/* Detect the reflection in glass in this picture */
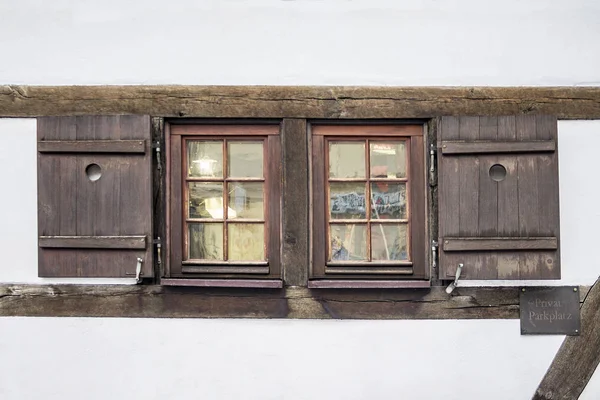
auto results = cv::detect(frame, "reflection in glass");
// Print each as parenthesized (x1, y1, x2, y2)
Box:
(329, 224, 367, 261)
(370, 142, 407, 178)
(189, 223, 223, 260)
(329, 182, 366, 219)
(371, 224, 408, 261)
(371, 183, 407, 219)
(228, 224, 265, 261)
(228, 182, 264, 219)
(188, 182, 224, 219)
(187, 141, 223, 178)
(228, 142, 263, 178)
(329, 142, 365, 178)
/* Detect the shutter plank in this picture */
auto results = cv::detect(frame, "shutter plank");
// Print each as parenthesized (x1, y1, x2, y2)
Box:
(38, 140, 146, 153)
(38, 116, 153, 278)
(438, 115, 560, 280)
(441, 140, 555, 154)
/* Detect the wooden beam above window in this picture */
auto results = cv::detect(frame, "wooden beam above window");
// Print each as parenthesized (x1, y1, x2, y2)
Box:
(1, 86, 600, 119)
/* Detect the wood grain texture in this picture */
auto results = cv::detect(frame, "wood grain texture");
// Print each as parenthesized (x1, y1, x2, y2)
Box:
(0, 284, 589, 320)
(3, 86, 600, 119)
(38, 140, 146, 153)
(37, 115, 153, 278)
(438, 115, 560, 280)
(443, 238, 558, 251)
(39, 236, 147, 249)
(441, 140, 555, 154)
(533, 278, 600, 400)
(282, 119, 309, 286)
(161, 279, 282, 288)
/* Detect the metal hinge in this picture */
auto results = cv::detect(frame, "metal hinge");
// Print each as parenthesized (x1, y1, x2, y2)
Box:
(153, 237, 162, 275)
(429, 144, 437, 186)
(152, 141, 162, 172)
(431, 240, 438, 274)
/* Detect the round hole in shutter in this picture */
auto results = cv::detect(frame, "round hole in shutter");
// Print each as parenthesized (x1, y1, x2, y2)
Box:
(489, 164, 506, 182)
(85, 163, 102, 182)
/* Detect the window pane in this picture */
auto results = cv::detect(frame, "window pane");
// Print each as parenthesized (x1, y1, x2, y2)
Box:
(329, 142, 365, 178)
(228, 142, 263, 178)
(371, 224, 409, 261)
(370, 142, 407, 178)
(329, 224, 367, 261)
(228, 182, 264, 219)
(189, 223, 224, 260)
(330, 182, 366, 219)
(228, 224, 265, 261)
(371, 182, 407, 219)
(189, 182, 224, 219)
(187, 141, 223, 178)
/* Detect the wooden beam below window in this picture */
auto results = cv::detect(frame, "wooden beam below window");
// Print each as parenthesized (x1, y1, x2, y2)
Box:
(0, 284, 590, 320)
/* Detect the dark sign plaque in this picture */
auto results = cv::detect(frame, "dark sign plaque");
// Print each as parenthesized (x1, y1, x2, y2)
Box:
(520, 287, 580, 335)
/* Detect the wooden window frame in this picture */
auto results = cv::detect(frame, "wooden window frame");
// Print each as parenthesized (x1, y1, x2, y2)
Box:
(309, 124, 428, 286)
(165, 122, 282, 286)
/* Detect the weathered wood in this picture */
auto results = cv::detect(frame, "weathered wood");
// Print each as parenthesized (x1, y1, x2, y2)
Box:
(39, 236, 147, 249)
(282, 119, 309, 287)
(37, 116, 154, 278)
(2, 86, 600, 119)
(38, 140, 146, 153)
(438, 115, 560, 280)
(161, 279, 283, 288)
(308, 280, 431, 289)
(441, 140, 555, 154)
(0, 284, 590, 319)
(443, 237, 558, 251)
(181, 266, 269, 274)
(533, 278, 600, 400)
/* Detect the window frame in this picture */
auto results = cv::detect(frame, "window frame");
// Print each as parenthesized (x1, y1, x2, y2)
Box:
(165, 122, 282, 283)
(309, 123, 428, 284)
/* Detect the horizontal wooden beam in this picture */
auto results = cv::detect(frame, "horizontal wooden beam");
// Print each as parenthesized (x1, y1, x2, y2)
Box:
(440, 140, 556, 154)
(1, 86, 600, 119)
(38, 140, 146, 153)
(0, 284, 589, 319)
(443, 237, 558, 251)
(181, 266, 269, 274)
(38, 236, 147, 249)
(534, 277, 600, 399)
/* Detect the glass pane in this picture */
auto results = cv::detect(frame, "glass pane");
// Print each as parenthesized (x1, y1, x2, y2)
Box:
(370, 142, 407, 178)
(228, 224, 265, 261)
(329, 224, 367, 261)
(188, 182, 224, 219)
(329, 142, 365, 178)
(187, 141, 223, 178)
(189, 223, 223, 260)
(371, 224, 409, 261)
(228, 142, 263, 178)
(371, 183, 407, 219)
(228, 182, 264, 219)
(329, 182, 366, 219)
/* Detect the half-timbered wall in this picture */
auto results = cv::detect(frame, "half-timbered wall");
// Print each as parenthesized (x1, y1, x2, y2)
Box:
(1, 1, 599, 399)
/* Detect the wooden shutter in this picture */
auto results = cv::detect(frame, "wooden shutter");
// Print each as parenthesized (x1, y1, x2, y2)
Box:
(437, 115, 560, 280)
(37, 116, 154, 278)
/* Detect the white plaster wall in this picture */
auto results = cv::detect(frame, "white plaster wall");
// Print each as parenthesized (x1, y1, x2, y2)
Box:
(0, 318, 564, 400)
(0, 0, 599, 86)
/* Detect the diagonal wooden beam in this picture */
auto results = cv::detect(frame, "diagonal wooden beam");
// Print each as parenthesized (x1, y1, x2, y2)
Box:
(533, 277, 600, 400)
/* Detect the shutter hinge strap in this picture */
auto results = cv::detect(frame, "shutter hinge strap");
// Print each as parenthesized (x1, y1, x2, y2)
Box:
(153, 237, 162, 272)
(429, 144, 437, 186)
(153, 141, 162, 172)
(431, 240, 438, 274)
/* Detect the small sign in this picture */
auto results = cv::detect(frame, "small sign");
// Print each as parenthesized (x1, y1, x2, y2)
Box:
(520, 287, 580, 335)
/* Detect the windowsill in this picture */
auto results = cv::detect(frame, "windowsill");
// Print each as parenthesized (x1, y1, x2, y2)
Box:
(161, 278, 282, 288)
(308, 280, 431, 289)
